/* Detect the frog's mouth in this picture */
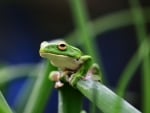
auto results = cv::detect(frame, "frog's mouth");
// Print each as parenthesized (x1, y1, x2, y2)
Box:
(39, 52, 48, 58)
(39, 52, 81, 70)
(39, 49, 53, 58)
(39, 51, 67, 59)
(40, 52, 53, 58)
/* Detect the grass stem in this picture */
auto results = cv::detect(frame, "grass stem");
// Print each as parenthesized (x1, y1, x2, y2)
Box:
(77, 80, 141, 113)
(23, 61, 55, 113)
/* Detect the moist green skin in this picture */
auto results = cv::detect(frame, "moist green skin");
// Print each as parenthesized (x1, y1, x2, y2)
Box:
(39, 40, 101, 88)
(40, 44, 82, 59)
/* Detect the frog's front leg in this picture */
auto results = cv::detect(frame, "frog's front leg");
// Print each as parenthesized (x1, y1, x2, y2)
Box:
(69, 55, 92, 86)
(49, 71, 64, 88)
(49, 70, 72, 88)
(84, 63, 102, 82)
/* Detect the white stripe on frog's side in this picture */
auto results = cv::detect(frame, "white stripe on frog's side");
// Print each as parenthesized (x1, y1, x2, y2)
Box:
(40, 52, 83, 70)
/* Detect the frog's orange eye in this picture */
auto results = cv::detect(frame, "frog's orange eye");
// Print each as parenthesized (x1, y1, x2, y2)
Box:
(58, 43, 67, 51)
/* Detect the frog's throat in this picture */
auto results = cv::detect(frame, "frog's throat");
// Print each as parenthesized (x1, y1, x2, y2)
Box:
(39, 52, 73, 59)
(40, 52, 82, 70)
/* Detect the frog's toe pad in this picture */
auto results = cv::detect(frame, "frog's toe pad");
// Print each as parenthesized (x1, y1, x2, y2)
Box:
(83, 75, 92, 81)
(49, 71, 60, 81)
(55, 81, 64, 88)
(69, 76, 82, 87)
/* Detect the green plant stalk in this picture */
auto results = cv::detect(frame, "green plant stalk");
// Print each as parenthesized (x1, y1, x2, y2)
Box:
(69, 0, 99, 63)
(0, 64, 36, 85)
(115, 39, 149, 113)
(142, 48, 150, 113)
(69, 0, 102, 112)
(66, 8, 150, 44)
(77, 80, 141, 113)
(129, 0, 150, 113)
(0, 91, 13, 113)
(116, 43, 142, 96)
(129, 0, 147, 43)
(14, 78, 36, 113)
(58, 83, 83, 113)
(23, 61, 55, 113)
(117, 39, 149, 95)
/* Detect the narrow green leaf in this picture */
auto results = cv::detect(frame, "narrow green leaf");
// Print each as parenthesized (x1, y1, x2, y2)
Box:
(69, 0, 99, 63)
(142, 47, 150, 113)
(0, 64, 37, 85)
(65, 8, 150, 44)
(58, 83, 83, 113)
(0, 91, 13, 113)
(23, 61, 55, 113)
(69, 0, 104, 112)
(14, 78, 36, 113)
(117, 39, 149, 96)
(77, 80, 141, 113)
(129, 0, 150, 113)
(115, 39, 149, 113)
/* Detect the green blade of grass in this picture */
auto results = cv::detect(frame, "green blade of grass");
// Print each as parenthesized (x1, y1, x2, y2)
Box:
(66, 8, 150, 44)
(58, 83, 83, 113)
(129, 0, 147, 43)
(0, 91, 13, 113)
(0, 64, 37, 85)
(14, 78, 36, 113)
(129, 0, 150, 113)
(115, 39, 149, 113)
(77, 80, 141, 113)
(69, 0, 99, 63)
(23, 61, 55, 113)
(117, 39, 150, 96)
(142, 46, 150, 113)
(69, 0, 103, 112)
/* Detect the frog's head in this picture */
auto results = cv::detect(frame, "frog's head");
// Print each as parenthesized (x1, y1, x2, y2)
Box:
(39, 40, 82, 60)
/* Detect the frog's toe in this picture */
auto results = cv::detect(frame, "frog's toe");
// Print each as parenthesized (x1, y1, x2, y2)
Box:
(49, 71, 60, 81)
(69, 79, 76, 86)
(69, 76, 82, 87)
(55, 81, 64, 88)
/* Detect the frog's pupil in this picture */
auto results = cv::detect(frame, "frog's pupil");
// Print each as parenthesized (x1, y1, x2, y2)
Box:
(60, 44, 66, 47)
(76, 58, 79, 61)
(58, 43, 67, 50)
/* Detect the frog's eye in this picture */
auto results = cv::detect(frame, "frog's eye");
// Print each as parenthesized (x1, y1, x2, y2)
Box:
(58, 43, 67, 51)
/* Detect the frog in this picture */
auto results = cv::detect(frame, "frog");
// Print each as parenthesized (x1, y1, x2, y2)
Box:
(39, 39, 102, 88)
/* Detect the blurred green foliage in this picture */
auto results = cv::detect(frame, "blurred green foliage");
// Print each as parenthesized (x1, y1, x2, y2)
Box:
(0, 0, 149, 113)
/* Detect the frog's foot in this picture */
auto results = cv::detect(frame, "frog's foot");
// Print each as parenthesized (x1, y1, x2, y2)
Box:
(49, 71, 61, 82)
(54, 81, 64, 88)
(83, 73, 92, 81)
(90, 63, 100, 75)
(83, 64, 102, 81)
(69, 73, 83, 86)
(49, 71, 64, 88)
(80, 110, 87, 113)
(83, 66, 97, 81)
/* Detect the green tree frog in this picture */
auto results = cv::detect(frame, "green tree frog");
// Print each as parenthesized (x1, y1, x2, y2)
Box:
(39, 40, 102, 88)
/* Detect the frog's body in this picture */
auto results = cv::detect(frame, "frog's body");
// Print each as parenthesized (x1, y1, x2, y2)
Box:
(39, 40, 101, 88)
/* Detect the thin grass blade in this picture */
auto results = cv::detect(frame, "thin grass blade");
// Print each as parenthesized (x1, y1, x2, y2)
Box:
(129, 0, 150, 113)
(0, 91, 13, 113)
(23, 61, 55, 113)
(77, 80, 141, 113)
